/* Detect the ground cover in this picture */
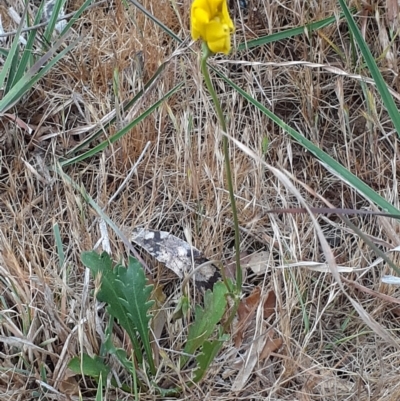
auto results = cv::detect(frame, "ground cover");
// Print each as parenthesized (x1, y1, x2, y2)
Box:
(1, 0, 400, 400)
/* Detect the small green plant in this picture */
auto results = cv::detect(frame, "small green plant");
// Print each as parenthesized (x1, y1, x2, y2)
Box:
(68, 251, 229, 394)
(0, 0, 92, 115)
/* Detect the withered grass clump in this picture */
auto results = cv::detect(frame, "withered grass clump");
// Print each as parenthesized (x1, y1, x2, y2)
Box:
(1, 0, 400, 399)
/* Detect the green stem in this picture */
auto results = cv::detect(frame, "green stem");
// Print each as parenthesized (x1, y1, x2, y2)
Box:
(200, 43, 242, 293)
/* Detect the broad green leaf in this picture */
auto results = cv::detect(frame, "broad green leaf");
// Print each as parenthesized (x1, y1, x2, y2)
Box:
(68, 353, 131, 392)
(193, 335, 229, 382)
(68, 354, 110, 379)
(82, 251, 143, 364)
(82, 251, 156, 375)
(115, 256, 155, 374)
(182, 281, 228, 367)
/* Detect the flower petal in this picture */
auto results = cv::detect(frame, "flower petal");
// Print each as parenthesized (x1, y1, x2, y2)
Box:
(205, 21, 230, 54)
(190, 0, 234, 54)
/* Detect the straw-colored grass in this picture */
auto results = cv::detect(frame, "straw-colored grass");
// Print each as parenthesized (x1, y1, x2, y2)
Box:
(1, 0, 400, 399)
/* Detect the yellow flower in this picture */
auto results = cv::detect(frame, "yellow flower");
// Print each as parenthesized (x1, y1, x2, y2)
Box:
(190, 0, 235, 55)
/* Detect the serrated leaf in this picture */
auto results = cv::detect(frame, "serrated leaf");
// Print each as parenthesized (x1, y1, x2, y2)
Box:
(181, 281, 228, 367)
(68, 354, 110, 379)
(115, 256, 155, 373)
(101, 320, 135, 374)
(194, 335, 229, 382)
(82, 251, 155, 374)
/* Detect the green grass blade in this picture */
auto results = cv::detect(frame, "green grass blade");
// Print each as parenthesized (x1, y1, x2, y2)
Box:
(55, 166, 142, 261)
(60, 82, 183, 166)
(53, 222, 65, 268)
(127, 0, 183, 44)
(95, 374, 103, 401)
(63, 58, 172, 158)
(236, 11, 354, 51)
(340, 215, 400, 276)
(58, 0, 94, 37)
(4, 39, 21, 94)
(0, 34, 79, 113)
(43, 0, 68, 43)
(215, 68, 400, 215)
(338, 0, 400, 137)
(0, 4, 28, 91)
(288, 269, 309, 333)
(0, 48, 9, 57)
(11, 3, 46, 88)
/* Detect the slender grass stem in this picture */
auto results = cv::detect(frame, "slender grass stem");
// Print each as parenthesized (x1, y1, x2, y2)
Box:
(200, 43, 242, 293)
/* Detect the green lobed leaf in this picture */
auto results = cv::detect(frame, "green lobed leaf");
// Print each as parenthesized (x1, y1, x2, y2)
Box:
(82, 251, 143, 364)
(193, 335, 229, 383)
(114, 256, 155, 374)
(181, 281, 228, 368)
(82, 251, 156, 375)
(68, 354, 110, 380)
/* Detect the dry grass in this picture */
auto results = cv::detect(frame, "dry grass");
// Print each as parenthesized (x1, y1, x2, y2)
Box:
(1, 0, 400, 399)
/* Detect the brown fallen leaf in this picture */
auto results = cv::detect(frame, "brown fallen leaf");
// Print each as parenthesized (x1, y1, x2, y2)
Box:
(260, 329, 283, 361)
(232, 334, 266, 391)
(58, 369, 80, 396)
(234, 286, 261, 348)
(2, 113, 34, 134)
(151, 284, 166, 367)
(263, 289, 276, 319)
